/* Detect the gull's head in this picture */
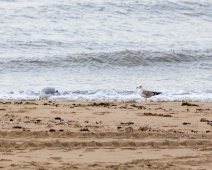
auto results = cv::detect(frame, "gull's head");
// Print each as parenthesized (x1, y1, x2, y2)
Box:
(136, 86, 143, 89)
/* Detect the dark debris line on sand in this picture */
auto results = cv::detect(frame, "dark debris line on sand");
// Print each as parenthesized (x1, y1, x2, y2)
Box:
(181, 101, 199, 107)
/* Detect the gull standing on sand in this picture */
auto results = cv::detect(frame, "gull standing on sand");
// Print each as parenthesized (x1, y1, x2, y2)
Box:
(39, 87, 59, 100)
(136, 86, 162, 101)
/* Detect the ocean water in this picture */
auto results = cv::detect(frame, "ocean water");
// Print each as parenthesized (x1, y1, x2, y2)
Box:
(0, 0, 212, 101)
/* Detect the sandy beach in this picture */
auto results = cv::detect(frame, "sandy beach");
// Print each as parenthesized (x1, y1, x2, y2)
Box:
(0, 100, 211, 169)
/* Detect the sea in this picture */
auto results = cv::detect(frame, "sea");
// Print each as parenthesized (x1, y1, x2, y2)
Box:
(0, 0, 212, 101)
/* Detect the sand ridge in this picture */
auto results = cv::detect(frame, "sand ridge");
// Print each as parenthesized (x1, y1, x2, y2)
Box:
(0, 100, 211, 169)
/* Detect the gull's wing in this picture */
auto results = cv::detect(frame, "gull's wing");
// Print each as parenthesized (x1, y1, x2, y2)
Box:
(143, 90, 162, 98)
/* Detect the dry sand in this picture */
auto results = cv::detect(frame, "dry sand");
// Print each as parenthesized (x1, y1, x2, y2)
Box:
(0, 100, 211, 169)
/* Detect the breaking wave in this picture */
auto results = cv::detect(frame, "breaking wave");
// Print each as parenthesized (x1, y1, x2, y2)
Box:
(0, 50, 211, 72)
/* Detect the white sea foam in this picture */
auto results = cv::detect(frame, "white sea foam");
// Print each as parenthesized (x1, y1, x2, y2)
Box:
(0, 89, 211, 102)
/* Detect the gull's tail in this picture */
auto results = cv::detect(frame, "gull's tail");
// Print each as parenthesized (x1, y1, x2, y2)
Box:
(152, 92, 162, 96)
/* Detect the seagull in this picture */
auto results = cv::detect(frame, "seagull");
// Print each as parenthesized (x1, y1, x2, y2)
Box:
(136, 86, 162, 101)
(39, 87, 59, 100)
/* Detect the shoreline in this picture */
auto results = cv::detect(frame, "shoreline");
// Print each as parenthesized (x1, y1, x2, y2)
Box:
(0, 100, 211, 169)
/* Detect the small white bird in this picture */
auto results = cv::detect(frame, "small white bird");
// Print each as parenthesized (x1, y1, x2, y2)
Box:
(39, 87, 59, 100)
(136, 86, 162, 101)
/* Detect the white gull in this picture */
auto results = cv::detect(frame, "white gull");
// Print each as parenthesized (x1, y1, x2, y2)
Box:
(136, 86, 162, 101)
(39, 87, 59, 100)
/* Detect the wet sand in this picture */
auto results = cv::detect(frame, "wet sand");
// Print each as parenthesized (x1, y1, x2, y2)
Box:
(0, 100, 211, 169)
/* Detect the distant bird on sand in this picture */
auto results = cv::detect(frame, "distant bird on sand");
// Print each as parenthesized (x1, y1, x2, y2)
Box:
(39, 87, 59, 100)
(136, 86, 162, 101)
